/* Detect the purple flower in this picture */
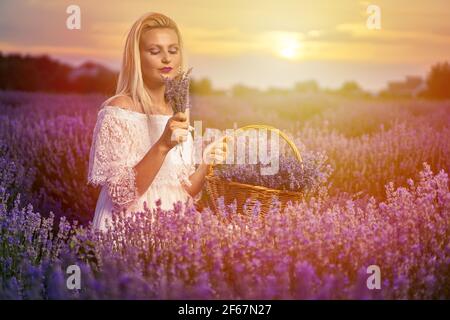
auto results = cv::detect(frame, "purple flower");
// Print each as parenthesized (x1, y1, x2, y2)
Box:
(161, 67, 193, 114)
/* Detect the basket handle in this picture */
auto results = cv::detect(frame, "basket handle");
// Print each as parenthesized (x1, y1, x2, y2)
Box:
(206, 124, 303, 176)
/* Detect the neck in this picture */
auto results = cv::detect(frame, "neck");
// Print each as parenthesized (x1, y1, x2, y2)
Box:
(143, 81, 172, 113)
(145, 83, 166, 106)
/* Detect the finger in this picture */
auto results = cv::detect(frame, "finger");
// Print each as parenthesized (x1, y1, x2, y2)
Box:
(176, 133, 187, 143)
(204, 143, 215, 154)
(173, 112, 187, 122)
(211, 152, 227, 162)
(188, 125, 195, 132)
(213, 155, 225, 164)
(213, 149, 225, 156)
(170, 131, 179, 142)
(171, 129, 184, 142)
(219, 142, 229, 149)
(204, 154, 214, 164)
(213, 142, 228, 152)
(209, 141, 225, 151)
(175, 128, 189, 138)
(180, 130, 188, 138)
(172, 121, 189, 129)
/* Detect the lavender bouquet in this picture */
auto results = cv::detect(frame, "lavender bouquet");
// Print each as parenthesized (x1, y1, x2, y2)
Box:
(161, 66, 193, 113)
(161, 66, 194, 186)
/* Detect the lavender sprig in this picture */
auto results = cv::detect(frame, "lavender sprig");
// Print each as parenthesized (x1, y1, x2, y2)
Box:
(161, 67, 194, 185)
(161, 67, 193, 114)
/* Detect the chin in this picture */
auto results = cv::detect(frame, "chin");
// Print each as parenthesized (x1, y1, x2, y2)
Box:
(158, 71, 173, 78)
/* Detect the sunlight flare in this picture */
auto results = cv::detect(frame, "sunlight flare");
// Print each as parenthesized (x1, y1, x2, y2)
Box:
(267, 31, 303, 60)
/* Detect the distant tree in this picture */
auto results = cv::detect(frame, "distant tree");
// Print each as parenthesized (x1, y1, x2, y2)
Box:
(0, 52, 72, 92)
(424, 61, 450, 99)
(339, 81, 360, 92)
(265, 86, 290, 95)
(69, 61, 117, 94)
(294, 80, 319, 93)
(0, 52, 117, 94)
(190, 78, 213, 95)
(231, 83, 260, 97)
(336, 81, 367, 97)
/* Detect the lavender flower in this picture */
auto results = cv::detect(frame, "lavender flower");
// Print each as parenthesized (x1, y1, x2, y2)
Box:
(0, 162, 449, 299)
(213, 148, 333, 195)
(0, 90, 449, 299)
(161, 66, 193, 114)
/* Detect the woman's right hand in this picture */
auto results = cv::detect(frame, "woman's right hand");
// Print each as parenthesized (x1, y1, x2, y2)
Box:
(158, 112, 192, 152)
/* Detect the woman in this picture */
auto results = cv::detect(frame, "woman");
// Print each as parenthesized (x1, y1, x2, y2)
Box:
(87, 12, 227, 231)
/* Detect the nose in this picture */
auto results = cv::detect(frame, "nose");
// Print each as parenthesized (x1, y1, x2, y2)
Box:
(161, 53, 170, 64)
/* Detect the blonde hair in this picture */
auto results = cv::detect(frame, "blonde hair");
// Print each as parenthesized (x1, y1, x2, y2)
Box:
(102, 12, 187, 115)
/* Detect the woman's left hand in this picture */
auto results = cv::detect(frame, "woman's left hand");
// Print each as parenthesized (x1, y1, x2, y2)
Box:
(202, 138, 229, 165)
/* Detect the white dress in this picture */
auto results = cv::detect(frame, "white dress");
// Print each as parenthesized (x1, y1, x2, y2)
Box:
(87, 105, 201, 231)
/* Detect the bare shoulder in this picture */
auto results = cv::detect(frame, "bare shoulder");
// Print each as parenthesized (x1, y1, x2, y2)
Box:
(104, 95, 135, 110)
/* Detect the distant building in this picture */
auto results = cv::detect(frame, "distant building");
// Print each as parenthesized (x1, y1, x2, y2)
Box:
(381, 76, 427, 98)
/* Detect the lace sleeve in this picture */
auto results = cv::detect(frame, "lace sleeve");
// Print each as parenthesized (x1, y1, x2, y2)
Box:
(87, 109, 140, 208)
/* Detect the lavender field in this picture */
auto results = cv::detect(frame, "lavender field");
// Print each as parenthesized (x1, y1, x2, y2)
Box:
(0, 90, 449, 299)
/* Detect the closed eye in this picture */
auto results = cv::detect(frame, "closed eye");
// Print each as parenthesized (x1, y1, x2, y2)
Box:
(148, 48, 179, 55)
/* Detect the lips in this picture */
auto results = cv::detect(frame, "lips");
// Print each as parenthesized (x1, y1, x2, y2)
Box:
(159, 67, 172, 73)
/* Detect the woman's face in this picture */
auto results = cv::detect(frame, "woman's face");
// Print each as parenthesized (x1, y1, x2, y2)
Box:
(139, 27, 182, 85)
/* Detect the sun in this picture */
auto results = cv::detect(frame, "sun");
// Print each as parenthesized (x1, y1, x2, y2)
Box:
(280, 45, 298, 59)
(279, 38, 301, 59)
(261, 31, 304, 60)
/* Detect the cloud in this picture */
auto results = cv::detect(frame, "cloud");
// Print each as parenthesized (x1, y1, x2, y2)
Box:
(0, 0, 448, 66)
(336, 23, 450, 44)
(184, 27, 307, 58)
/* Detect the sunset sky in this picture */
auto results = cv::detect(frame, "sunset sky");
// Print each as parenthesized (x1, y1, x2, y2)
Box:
(1, 0, 449, 92)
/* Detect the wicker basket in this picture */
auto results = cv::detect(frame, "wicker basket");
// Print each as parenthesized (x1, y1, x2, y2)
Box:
(198, 124, 304, 216)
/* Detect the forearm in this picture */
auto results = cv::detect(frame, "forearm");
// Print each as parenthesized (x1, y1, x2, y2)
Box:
(133, 139, 170, 196)
(184, 163, 210, 197)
